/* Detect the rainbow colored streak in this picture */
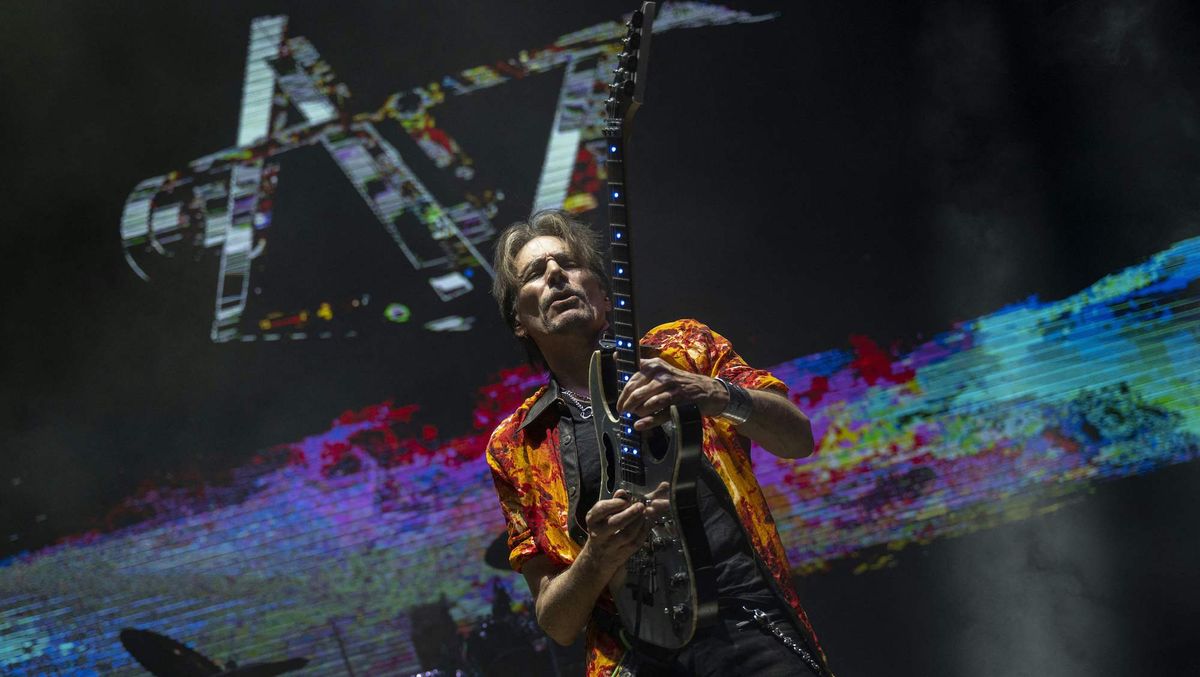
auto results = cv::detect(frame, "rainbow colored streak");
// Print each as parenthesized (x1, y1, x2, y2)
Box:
(764, 237, 1200, 573)
(2, 239, 1198, 674)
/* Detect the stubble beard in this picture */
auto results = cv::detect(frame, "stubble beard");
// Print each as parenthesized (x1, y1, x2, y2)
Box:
(543, 301, 595, 334)
(540, 288, 611, 346)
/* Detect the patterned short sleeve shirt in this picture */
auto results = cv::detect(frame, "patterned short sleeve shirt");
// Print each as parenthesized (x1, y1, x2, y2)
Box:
(486, 319, 829, 676)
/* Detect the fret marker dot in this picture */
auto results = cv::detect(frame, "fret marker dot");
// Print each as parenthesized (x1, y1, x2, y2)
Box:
(613, 192, 620, 199)
(610, 145, 617, 152)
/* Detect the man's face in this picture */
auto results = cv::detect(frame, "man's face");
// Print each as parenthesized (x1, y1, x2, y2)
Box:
(511, 235, 610, 347)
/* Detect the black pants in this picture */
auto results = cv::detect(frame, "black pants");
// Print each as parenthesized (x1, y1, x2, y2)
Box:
(624, 606, 821, 677)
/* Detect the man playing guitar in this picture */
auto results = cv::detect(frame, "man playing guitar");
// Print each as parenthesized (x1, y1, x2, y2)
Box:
(485, 210, 832, 676)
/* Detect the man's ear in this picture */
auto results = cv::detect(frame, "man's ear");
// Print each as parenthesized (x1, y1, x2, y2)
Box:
(513, 319, 527, 338)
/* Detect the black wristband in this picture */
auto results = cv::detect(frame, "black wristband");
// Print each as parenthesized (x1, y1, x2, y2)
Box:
(715, 377, 753, 425)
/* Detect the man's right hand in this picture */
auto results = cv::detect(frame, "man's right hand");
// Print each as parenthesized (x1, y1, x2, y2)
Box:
(522, 484, 671, 645)
(579, 488, 653, 575)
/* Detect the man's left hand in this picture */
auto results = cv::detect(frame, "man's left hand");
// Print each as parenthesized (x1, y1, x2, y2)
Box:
(616, 357, 730, 431)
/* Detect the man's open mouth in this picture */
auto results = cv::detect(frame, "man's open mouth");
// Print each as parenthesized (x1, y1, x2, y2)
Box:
(549, 295, 580, 311)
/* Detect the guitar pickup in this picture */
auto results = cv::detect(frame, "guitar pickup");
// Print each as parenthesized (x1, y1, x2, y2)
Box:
(626, 567, 656, 605)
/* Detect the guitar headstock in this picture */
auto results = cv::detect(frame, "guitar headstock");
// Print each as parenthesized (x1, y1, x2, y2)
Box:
(605, 2, 656, 129)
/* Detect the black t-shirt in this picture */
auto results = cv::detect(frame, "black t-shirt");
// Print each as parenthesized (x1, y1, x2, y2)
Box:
(561, 396, 778, 609)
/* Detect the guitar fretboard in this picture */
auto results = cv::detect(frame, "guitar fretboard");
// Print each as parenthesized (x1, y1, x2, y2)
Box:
(605, 119, 645, 482)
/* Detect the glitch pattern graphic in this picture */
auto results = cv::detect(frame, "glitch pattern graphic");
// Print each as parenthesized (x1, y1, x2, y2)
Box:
(759, 236, 1200, 574)
(119, 4, 775, 343)
(4, 236, 1197, 674)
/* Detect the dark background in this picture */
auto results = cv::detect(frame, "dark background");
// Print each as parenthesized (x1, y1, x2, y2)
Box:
(2, 1, 1199, 674)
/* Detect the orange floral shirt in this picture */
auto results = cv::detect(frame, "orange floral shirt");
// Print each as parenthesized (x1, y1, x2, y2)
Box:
(486, 319, 829, 676)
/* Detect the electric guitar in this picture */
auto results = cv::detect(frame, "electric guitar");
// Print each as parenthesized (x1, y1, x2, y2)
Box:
(588, 1, 719, 650)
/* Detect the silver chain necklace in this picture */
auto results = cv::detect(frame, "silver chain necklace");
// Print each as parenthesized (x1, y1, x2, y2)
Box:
(560, 388, 593, 420)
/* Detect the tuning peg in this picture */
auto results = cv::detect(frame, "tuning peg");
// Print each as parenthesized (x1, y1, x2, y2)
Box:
(622, 33, 641, 50)
(629, 10, 644, 29)
(620, 54, 638, 72)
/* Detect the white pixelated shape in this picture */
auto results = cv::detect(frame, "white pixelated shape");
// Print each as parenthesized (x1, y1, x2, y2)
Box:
(424, 315, 475, 332)
(428, 271, 473, 301)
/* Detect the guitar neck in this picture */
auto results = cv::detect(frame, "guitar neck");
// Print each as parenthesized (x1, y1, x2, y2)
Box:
(604, 120, 641, 398)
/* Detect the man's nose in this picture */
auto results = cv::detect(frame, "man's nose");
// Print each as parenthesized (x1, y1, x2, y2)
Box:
(544, 258, 567, 283)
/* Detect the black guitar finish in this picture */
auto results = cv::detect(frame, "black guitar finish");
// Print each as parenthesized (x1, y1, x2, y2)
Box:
(589, 2, 718, 650)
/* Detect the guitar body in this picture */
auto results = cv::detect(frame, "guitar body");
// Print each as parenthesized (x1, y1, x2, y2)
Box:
(590, 347, 718, 649)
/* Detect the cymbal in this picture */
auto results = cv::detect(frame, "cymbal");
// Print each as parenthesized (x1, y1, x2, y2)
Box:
(485, 530, 512, 570)
(120, 629, 222, 676)
(119, 628, 309, 676)
(218, 657, 310, 676)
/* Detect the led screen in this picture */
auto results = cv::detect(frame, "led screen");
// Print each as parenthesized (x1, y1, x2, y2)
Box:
(3, 3, 1198, 675)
